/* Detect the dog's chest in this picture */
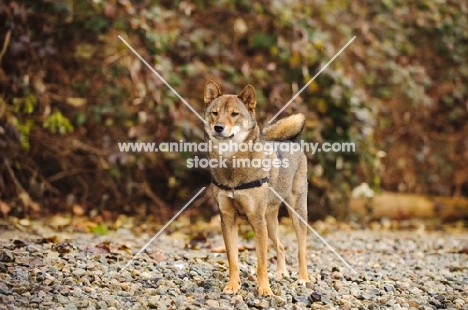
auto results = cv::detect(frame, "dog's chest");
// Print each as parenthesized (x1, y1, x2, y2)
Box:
(217, 190, 250, 219)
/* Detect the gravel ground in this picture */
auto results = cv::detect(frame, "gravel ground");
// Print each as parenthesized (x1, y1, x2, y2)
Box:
(0, 218, 467, 310)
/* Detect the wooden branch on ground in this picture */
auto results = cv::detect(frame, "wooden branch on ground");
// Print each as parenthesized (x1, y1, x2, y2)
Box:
(349, 192, 468, 221)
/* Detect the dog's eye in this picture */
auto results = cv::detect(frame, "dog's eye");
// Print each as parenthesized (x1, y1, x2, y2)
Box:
(231, 112, 239, 117)
(211, 111, 218, 116)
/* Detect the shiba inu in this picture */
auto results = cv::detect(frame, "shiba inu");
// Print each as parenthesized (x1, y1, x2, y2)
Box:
(203, 80, 309, 296)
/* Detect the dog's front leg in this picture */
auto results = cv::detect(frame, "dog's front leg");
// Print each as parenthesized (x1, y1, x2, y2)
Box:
(220, 208, 240, 294)
(248, 209, 274, 296)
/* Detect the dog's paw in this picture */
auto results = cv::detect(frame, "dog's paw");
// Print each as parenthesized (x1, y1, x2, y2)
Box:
(257, 286, 274, 296)
(296, 278, 310, 286)
(276, 269, 290, 280)
(223, 282, 240, 294)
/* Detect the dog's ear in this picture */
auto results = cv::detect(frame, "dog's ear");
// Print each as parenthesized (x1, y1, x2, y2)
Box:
(204, 80, 221, 104)
(238, 85, 256, 112)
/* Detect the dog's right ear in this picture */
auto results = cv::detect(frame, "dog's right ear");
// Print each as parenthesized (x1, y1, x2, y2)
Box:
(204, 80, 221, 104)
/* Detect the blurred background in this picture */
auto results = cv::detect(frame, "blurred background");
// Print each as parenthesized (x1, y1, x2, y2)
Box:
(0, 0, 467, 224)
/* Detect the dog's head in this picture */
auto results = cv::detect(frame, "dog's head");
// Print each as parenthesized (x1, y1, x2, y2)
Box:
(203, 80, 257, 143)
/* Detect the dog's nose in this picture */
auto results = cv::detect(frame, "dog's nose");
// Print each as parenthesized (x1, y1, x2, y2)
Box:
(214, 125, 224, 133)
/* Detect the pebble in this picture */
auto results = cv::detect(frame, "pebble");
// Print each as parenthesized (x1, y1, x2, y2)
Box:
(205, 299, 220, 308)
(64, 303, 78, 310)
(333, 281, 344, 290)
(384, 284, 394, 292)
(72, 268, 86, 277)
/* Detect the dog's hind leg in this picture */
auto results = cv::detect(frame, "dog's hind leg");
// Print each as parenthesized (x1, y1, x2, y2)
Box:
(266, 207, 289, 279)
(286, 159, 309, 284)
(286, 190, 309, 284)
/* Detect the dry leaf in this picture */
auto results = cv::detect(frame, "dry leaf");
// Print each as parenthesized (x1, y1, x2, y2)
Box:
(86, 241, 110, 254)
(66, 98, 86, 107)
(118, 244, 132, 254)
(49, 215, 72, 227)
(211, 246, 226, 253)
(37, 236, 58, 244)
(151, 251, 166, 262)
(72, 204, 85, 216)
(18, 218, 30, 226)
(53, 243, 72, 254)
(13, 239, 27, 248)
(74, 44, 95, 59)
(0, 201, 11, 216)
(44, 279, 54, 286)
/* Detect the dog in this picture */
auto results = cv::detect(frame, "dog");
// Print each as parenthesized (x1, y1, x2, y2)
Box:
(203, 80, 309, 296)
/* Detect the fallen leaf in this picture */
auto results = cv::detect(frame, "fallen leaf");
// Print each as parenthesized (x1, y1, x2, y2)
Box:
(13, 239, 27, 248)
(0, 201, 11, 216)
(243, 230, 255, 240)
(44, 279, 54, 286)
(238, 245, 249, 251)
(95, 241, 111, 253)
(74, 44, 96, 59)
(151, 251, 166, 262)
(186, 232, 208, 250)
(66, 98, 86, 107)
(118, 244, 132, 254)
(53, 243, 72, 254)
(211, 246, 226, 253)
(18, 218, 30, 226)
(91, 224, 109, 235)
(36, 236, 58, 244)
(85, 245, 108, 254)
(210, 245, 249, 253)
(72, 204, 85, 216)
(49, 215, 72, 227)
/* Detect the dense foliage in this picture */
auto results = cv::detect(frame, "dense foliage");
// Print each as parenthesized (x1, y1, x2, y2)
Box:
(0, 0, 466, 220)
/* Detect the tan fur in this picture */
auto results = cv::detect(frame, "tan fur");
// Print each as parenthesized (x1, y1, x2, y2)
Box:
(203, 80, 310, 296)
(262, 113, 306, 141)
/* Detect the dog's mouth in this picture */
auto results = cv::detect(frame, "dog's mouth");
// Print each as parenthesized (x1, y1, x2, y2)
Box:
(212, 133, 235, 140)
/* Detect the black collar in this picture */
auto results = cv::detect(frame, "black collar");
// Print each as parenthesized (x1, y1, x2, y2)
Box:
(212, 177, 269, 192)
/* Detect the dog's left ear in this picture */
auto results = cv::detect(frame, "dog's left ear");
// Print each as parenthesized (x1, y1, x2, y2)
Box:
(238, 85, 256, 112)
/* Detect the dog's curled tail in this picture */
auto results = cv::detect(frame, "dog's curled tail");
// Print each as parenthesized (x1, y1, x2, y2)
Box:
(262, 113, 306, 141)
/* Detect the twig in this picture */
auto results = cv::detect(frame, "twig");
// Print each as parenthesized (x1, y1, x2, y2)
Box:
(4, 158, 26, 194)
(0, 30, 11, 66)
(190, 184, 212, 210)
(3, 158, 40, 211)
(46, 168, 88, 183)
(21, 163, 59, 195)
(142, 181, 170, 210)
(72, 139, 107, 156)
